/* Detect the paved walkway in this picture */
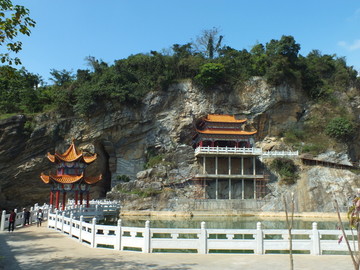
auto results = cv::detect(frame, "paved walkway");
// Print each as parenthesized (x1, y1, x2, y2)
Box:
(0, 223, 354, 270)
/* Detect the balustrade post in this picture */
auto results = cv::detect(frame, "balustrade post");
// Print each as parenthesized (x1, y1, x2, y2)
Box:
(311, 222, 320, 255)
(116, 219, 122, 250)
(256, 222, 263, 254)
(79, 215, 83, 243)
(91, 217, 97, 248)
(199, 221, 207, 254)
(54, 209, 58, 230)
(143, 220, 151, 253)
(69, 212, 73, 236)
(0, 210, 6, 231)
(61, 211, 65, 233)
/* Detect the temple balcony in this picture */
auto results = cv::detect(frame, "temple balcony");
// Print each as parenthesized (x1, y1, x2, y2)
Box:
(195, 146, 262, 157)
(194, 174, 265, 179)
(194, 146, 298, 158)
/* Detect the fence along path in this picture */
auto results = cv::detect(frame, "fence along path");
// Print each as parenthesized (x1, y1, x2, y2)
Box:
(44, 201, 355, 255)
(0, 221, 353, 270)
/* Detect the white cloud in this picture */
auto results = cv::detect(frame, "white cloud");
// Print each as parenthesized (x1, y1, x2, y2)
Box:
(338, 40, 360, 51)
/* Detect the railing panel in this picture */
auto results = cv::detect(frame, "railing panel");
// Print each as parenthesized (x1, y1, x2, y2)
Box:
(207, 239, 256, 250)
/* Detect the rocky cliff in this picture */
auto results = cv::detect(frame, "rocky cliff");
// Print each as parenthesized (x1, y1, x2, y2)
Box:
(1, 78, 359, 212)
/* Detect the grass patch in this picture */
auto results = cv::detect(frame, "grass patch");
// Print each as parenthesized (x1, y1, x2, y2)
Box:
(0, 113, 18, 120)
(116, 186, 162, 198)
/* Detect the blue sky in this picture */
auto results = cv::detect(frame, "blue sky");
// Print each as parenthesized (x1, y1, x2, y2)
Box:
(11, 0, 360, 82)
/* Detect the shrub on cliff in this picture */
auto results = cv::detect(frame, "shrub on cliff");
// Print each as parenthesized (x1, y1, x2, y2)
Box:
(195, 63, 225, 88)
(325, 117, 355, 141)
(270, 158, 298, 185)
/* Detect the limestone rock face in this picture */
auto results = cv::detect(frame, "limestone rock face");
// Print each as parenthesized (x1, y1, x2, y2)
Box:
(261, 166, 360, 212)
(0, 78, 358, 212)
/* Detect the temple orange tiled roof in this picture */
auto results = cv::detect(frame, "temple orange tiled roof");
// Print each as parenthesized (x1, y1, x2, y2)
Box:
(40, 173, 102, 185)
(84, 175, 102, 185)
(47, 141, 97, 163)
(40, 173, 84, 184)
(40, 173, 51, 184)
(204, 114, 247, 123)
(196, 129, 257, 135)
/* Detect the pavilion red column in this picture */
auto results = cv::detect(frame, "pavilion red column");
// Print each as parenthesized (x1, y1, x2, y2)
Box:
(55, 191, 60, 209)
(211, 141, 215, 147)
(62, 192, 66, 210)
(80, 193, 83, 205)
(49, 191, 54, 206)
(86, 192, 90, 208)
(75, 191, 79, 205)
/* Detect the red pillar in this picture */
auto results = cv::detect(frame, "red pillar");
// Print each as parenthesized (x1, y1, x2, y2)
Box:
(49, 191, 54, 206)
(75, 191, 79, 205)
(86, 192, 90, 208)
(80, 193, 83, 205)
(55, 191, 60, 209)
(211, 141, 215, 147)
(62, 192, 66, 210)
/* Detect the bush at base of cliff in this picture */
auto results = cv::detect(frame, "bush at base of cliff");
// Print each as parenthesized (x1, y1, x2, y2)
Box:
(270, 158, 298, 185)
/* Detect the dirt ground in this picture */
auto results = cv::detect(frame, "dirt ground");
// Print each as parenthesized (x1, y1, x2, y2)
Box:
(0, 222, 354, 270)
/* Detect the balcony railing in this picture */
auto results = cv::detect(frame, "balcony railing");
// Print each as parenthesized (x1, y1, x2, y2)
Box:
(195, 146, 262, 155)
(195, 146, 298, 157)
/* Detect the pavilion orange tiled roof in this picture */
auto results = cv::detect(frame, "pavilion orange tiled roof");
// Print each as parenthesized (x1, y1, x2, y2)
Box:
(47, 141, 97, 163)
(196, 129, 257, 135)
(40, 173, 102, 185)
(40, 173, 84, 184)
(204, 114, 247, 123)
(84, 175, 102, 185)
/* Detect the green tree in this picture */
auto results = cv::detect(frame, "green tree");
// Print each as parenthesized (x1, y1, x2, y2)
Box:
(250, 43, 267, 76)
(49, 69, 75, 86)
(0, 0, 36, 65)
(195, 62, 225, 88)
(0, 66, 43, 113)
(265, 36, 301, 86)
(325, 117, 355, 141)
(266, 35, 300, 62)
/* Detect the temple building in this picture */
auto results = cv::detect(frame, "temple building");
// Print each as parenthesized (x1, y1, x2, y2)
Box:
(192, 114, 267, 200)
(40, 140, 102, 210)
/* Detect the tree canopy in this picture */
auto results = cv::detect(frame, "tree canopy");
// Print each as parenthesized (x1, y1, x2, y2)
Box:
(1, 34, 359, 117)
(0, 0, 36, 65)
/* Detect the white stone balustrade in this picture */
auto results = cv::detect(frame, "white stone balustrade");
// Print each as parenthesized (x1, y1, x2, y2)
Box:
(194, 146, 298, 158)
(46, 207, 356, 255)
(2, 200, 355, 255)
